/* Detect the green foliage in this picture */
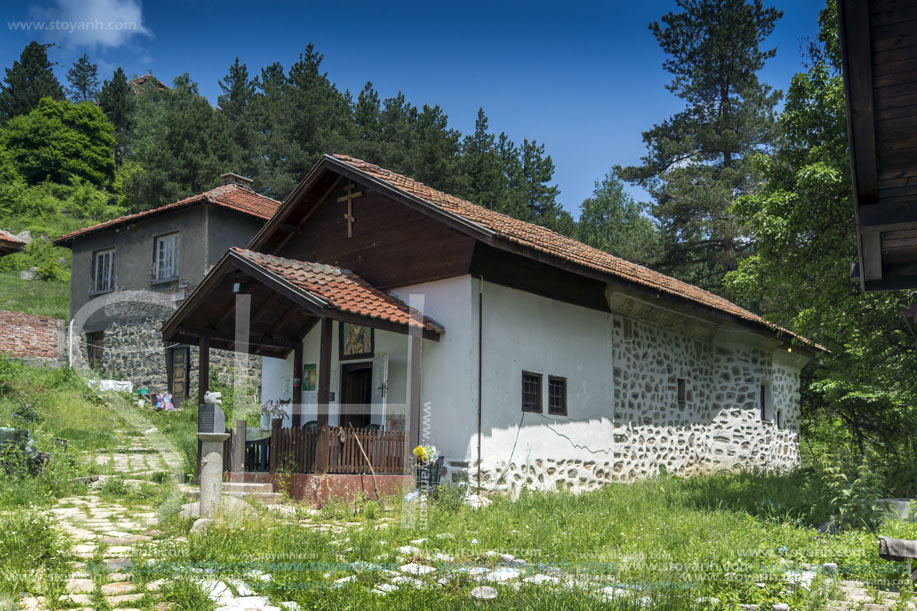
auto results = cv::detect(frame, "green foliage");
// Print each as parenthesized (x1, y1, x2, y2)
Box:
(124, 74, 236, 210)
(1, 97, 117, 188)
(618, 0, 783, 294)
(0, 41, 64, 121)
(726, 0, 917, 490)
(98, 67, 134, 164)
(66, 53, 100, 103)
(577, 171, 661, 266)
(160, 577, 216, 611)
(0, 511, 70, 597)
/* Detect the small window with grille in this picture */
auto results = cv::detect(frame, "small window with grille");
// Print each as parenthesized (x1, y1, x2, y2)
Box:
(677, 378, 687, 408)
(522, 371, 542, 413)
(548, 376, 567, 416)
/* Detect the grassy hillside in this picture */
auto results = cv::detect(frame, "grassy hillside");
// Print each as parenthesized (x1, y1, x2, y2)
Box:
(0, 271, 69, 318)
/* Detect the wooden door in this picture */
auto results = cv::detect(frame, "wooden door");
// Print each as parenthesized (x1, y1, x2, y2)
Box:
(340, 364, 371, 429)
(170, 347, 189, 405)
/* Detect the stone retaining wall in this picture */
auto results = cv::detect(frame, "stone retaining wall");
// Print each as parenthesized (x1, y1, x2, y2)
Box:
(73, 314, 260, 406)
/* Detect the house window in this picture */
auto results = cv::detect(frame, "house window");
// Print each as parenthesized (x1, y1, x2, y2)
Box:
(548, 376, 567, 416)
(86, 331, 104, 369)
(522, 371, 542, 413)
(760, 383, 769, 421)
(776, 408, 784, 429)
(92, 249, 114, 293)
(623, 318, 634, 339)
(154, 233, 179, 281)
(677, 378, 687, 408)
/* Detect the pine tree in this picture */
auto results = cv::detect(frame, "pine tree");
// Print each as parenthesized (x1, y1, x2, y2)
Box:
(218, 57, 259, 180)
(520, 139, 562, 228)
(578, 172, 660, 265)
(98, 67, 134, 165)
(459, 108, 503, 209)
(617, 0, 782, 294)
(0, 41, 64, 121)
(409, 104, 461, 193)
(66, 54, 100, 103)
(351, 81, 383, 163)
(124, 74, 235, 210)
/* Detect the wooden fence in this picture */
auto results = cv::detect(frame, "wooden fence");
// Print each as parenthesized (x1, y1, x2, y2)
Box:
(198, 422, 410, 476)
(327, 427, 409, 474)
(268, 422, 408, 475)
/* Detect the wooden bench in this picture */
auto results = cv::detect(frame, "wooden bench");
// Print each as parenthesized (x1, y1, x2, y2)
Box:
(878, 536, 917, 585)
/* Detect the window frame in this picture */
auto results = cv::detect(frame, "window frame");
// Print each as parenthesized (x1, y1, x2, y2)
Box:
(760, 383, 772, 422)
(85, 331, 104, 369)
(153, 232, 180, 283)
(91, 248, 115, 295)
(677, 378, 687, 408)
(521, 371, 543, 413)
(548, 375, 567, 416)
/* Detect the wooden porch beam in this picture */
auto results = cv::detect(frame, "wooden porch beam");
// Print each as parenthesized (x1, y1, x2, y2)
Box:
(323, 308, 442, 341)
(266, 302, 301, 336)
(197, 335, 210, 407)
(317, 318, 333, 428)
(292, 342, 303, 428)
(177, 324, 297, 350)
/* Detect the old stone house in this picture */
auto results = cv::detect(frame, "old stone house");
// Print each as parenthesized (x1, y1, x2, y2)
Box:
(54, 173, 281, 404)
(163, 155, 822, 496)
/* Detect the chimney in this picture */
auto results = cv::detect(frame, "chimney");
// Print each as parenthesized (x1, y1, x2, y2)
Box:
(220, 172, 254, 190)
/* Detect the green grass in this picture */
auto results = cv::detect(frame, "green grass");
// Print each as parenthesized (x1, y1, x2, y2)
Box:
(122, 473, 917, 611)
(0, 271, 69, 319)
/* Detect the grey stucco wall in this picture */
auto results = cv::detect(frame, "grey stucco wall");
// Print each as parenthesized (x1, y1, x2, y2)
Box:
(68, 205, 208, 322)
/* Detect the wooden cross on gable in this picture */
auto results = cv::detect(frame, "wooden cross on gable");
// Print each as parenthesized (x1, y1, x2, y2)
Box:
(337, 182, 362, 238)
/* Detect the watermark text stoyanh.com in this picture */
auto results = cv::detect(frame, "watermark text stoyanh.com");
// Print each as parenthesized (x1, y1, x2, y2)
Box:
(8, 19, 139, 32)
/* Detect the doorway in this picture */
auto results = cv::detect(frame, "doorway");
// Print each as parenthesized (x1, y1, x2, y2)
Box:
(340, 362, 372, 429)
(169, 347, 190, 406)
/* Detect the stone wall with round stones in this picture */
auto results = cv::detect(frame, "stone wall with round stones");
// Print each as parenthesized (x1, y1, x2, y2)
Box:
(471, 313, 805, 496)
(73, 314, 260, 407)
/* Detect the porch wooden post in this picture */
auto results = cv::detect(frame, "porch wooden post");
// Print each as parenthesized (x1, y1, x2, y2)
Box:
(269, 418, 282, 472)
(292, 342, 303, 428)
(233, 419, 245, 473)
(197, 335, 210, 406)
(315, 425, 330, 475)
(317, 317, 332, 428)
(196, 336, 210, 477)
(407, 329, 422, 450)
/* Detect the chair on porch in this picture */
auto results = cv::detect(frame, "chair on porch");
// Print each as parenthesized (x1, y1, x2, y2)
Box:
(365, 424, 380, 431)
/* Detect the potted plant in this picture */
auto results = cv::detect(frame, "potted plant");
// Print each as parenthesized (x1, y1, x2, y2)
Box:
(412, 444, 444, 491)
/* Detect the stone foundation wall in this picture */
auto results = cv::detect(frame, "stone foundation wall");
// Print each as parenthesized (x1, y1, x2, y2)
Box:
(470, 315, 804, 495)
(74, 315, 261, 406)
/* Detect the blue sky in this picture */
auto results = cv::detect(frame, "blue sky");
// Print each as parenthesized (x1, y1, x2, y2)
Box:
(1, 0, 826, 215)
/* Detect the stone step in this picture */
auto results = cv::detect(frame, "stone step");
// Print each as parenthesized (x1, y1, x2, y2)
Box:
(187, 489, 282, 505)
(222, 482, 274, 494)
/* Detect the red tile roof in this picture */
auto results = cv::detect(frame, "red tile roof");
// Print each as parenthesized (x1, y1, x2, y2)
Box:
(330, 154, 822, 350)
(231, 247, 444, 335)
(55, 184, 281, 245)
(0, 230, 25, 253)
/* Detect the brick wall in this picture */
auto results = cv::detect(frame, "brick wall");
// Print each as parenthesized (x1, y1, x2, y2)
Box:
(0, 310, 62, 360)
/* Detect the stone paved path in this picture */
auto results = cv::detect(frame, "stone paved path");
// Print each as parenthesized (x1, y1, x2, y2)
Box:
(20, 427, 179, 611)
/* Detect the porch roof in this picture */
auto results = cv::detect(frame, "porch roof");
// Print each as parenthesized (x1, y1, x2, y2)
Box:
(161, 247, 444, 357)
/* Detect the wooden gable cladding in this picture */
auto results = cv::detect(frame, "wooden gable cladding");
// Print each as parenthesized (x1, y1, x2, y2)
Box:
(840, 0, 917, 290)
(265, 174, 476, 290)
